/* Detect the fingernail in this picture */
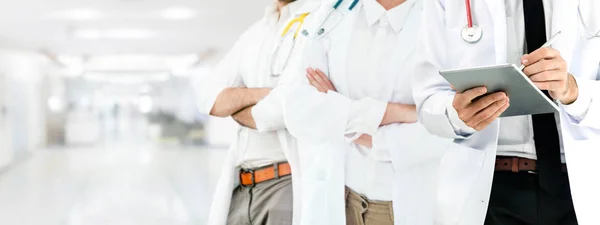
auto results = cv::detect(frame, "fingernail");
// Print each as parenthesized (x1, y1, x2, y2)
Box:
(522, 59, 528, 65)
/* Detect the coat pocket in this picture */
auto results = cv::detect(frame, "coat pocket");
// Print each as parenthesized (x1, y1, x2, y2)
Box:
(436, 143, 486, 224)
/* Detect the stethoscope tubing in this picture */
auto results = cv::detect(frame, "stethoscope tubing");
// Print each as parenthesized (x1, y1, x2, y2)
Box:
(465, 0, 474, 28)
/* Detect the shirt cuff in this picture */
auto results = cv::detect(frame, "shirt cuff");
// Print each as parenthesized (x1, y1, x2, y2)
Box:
(251, 92, 285, 132)
(560, 77, 593, 121)
(445, 97, 476, 137)
(193, 75, 228, 115)
(342, 94, 387, 138)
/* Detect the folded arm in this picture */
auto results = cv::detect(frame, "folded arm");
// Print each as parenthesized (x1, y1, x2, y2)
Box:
(303, 55, 447, 166)
(350, 103, 417, 147)
(194, 25, 274, 119)
(232, 105, 257, 129)
(282, 38, 380, 143)
(230, 87, 287, 131)
(288, 61, 416, 146)
(210, 88, 270, 117)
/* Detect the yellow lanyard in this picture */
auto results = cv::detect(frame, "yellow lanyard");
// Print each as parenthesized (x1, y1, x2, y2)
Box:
(281, 13, 310, 39)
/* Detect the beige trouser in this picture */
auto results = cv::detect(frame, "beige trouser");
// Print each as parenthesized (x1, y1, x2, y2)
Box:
(345, 187, 394, 225)
(227, 175, 293, 225)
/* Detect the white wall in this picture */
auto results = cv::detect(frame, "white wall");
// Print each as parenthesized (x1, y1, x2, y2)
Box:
(0, 70, 12, 167)
(0, 50, 51, 160)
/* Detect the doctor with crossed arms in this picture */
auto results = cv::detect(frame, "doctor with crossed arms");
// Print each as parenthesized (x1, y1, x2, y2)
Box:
(195, 0, 321, 224)
(412, 0, 600, 224)
(281, 0, 448, 224)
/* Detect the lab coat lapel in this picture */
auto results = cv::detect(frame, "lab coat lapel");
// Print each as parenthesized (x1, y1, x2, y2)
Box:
(551, 0, 579, 66)
(206, 129, 244, 225)
(484, 0, 507, 64)
(326, 3, 363, 95)
(276, 131, 303, 225)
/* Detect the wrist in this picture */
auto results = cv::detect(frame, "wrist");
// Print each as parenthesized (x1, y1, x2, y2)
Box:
(250, 88, 271, 104)
(559, 74, 579, 105)
(381, 103, 400, 125)
(381, 103, 417, 125)
(258, 88, 272, 98)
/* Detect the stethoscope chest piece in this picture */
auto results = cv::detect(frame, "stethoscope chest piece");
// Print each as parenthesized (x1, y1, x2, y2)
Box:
(461, 25, 482, 43)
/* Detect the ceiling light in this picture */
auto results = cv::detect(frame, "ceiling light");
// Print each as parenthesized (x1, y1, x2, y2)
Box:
(50, 8, 102, 21)
(84, 72, 170, 83)
(73, 29, 156, 40)
(161, 7, 197, 20)
(138, 95, 153, 114)
(48, 96, 65, 112)
(73, 29, 101, 39)
(57, 55, 84, 77)
(106, 29, 156, 39)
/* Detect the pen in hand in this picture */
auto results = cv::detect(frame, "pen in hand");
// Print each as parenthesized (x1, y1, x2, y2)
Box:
(518, 31, 562, 71)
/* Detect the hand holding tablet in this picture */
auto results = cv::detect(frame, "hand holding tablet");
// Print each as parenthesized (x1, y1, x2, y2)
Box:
(441, 64, 559, 118)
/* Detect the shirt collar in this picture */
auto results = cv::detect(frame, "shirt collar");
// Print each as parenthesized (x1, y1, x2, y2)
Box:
(362, 0, 416, 33)
(263, 0, 304, 27)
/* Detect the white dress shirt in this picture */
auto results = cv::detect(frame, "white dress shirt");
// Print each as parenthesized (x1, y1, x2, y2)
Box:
(196, 2, 304, 169)
(342, 0, 417, 201)
(446, 0, 590, 162)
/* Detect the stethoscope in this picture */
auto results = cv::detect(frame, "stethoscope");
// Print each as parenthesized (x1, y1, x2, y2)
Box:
(461, 0, 483, 43)
(578, 5, 600, 39)
(312, 0, 360, 37)
(270, 13, 309, 77)
(462, 0, 600, 43)
(270, 0, 360, 77)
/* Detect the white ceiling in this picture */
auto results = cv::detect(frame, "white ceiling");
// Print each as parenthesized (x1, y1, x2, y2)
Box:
(0, 0, 272, 55)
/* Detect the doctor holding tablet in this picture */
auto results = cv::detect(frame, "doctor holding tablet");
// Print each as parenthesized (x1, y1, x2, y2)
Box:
(412, 0, 600, 225)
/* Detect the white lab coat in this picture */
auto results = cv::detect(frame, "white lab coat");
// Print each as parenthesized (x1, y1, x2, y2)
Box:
(280, 0, 449, 224)
(412, 0, 600, 224)
(196, 1, 322, 225)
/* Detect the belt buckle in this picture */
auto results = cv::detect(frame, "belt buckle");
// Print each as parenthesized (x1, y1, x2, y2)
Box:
(241, 168, 256, 188)
(273, 162, 280, 179)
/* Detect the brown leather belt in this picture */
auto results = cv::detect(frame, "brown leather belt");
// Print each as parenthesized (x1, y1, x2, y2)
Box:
(495, 157, 567, 173)
(240, 162, 291, 187)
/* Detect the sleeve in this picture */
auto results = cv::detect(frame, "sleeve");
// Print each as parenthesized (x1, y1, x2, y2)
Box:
(193, 29, 249, 115)
(411, 0, 475, 139)
(251, 87, 286, 132)
(560, 71, 600, 129)
(558, 28, 600, 129)
(371, 123, 449, 168)
(369, 40, 451, 165)
(250, 13, 319, 133)
(281, 35, 387, 143)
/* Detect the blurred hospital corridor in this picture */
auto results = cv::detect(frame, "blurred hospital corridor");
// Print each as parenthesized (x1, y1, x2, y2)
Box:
(0, 130, 227, 225)
(0, 0, 273, 224)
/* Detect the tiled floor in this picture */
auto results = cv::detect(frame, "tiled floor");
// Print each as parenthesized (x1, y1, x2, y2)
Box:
(0, 142, 227, 225)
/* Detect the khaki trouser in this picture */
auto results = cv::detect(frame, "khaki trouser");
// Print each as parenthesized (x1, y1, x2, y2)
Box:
(345, 187, 394, 225)
(227, 175, 293, 225)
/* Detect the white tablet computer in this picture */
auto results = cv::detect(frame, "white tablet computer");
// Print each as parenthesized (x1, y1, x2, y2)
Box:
(439, 64, 559, 117)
